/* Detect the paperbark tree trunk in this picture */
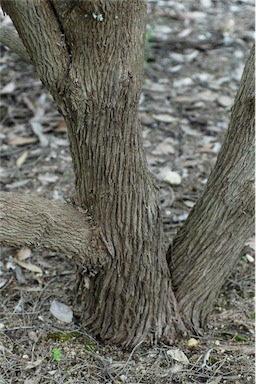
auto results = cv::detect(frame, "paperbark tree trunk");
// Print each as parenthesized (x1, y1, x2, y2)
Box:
(1, 0, 254, 348)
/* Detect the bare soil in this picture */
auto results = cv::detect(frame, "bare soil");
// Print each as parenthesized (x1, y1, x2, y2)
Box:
(0, 1, 255, 383)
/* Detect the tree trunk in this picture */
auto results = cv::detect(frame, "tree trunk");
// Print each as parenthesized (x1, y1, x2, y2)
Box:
(1, 0, 254, 348)
(168, 45, 255, 332)
(1, 0, 186, 347)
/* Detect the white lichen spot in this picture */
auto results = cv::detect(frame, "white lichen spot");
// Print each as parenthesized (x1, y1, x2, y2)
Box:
(92, 12, 103, 21)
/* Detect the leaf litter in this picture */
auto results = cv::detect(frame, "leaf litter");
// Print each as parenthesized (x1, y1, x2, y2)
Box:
(0, 1, 255, 383)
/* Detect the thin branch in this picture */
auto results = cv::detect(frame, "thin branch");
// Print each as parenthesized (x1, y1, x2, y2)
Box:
(1, 0, 70, 94)
(0, 192, 109, 270)
(0, 25, 31, 63)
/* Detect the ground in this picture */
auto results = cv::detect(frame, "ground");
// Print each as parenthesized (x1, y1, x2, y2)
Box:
(0, 1, 255, 383)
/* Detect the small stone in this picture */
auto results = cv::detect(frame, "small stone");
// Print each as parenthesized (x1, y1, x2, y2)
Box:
(139, 113, 155, 126)
(169, 65, 182, 73)
(28, 330, 38, 342)
(158, 168, 182, 185)
(217, 95, 234, 107)
(187, 338, 199, 347)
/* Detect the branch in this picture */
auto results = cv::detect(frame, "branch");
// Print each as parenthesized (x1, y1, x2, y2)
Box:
(167, 45, 255, 331)
(1, 0, 70, 94)
(0, 25, 31, 63)
(0, 192, 109, 270)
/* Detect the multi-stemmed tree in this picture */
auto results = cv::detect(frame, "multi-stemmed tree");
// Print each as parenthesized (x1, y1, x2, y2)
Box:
(0, 1, 254, 347)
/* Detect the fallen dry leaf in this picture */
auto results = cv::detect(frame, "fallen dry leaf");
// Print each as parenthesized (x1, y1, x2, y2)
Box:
(245, 236, 255, 251)
(206, 377, 222, 384)
(178, 28, 192, 38)
(0, 278, 7, 288)
(0, 81, 15, 94)
(153, 114, 177, 123)
(24, 378, 41, 384)
(185, 11, 206, 20)
(184, 200, 195, 208)
(167, 348, 189, 365)
(217, 95, 234, 107)
(15, 259, 43, 275)
(54, 119, 67, 132)
(50, 300, 73, 323)
(30, 120, 49, 147)
(17, 247, 32, 261)
(25, 359, 43, 370)
(8, 136, 37, 146)
(5, 180, 31, 189)
(16, 150, 29, 168)
(15, 265, 27, 284)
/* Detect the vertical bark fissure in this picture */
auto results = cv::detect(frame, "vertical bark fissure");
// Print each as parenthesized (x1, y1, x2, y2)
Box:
(52, 1, 184, 345)
(2, 0, 187, 346)
(168, 45, 255, 332)
(1, 0, 70, 95)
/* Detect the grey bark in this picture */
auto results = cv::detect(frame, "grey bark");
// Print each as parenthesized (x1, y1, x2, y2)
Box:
(0, 192, 108, 270)
(1, 0, 185, 347)
(168, 45, 255, 332)
(0, 25, 31, 63)
(0, 0, 254, 347)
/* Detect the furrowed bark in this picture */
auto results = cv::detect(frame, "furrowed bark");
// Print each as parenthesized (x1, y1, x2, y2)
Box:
(0, 25, 31, 63)
(1, 0, 70, 96)
(0, 192, 109, 270)
(52, 0, 186, 346)
(168, 45, 255, 332)
(2, 0, 186, 346)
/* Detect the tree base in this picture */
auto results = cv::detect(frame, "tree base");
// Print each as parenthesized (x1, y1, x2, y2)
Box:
(74, 267, 188, 348)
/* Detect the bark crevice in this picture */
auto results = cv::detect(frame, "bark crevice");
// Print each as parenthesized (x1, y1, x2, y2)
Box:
(1, 0, 186, 347)
(1, 0, 254, 348)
